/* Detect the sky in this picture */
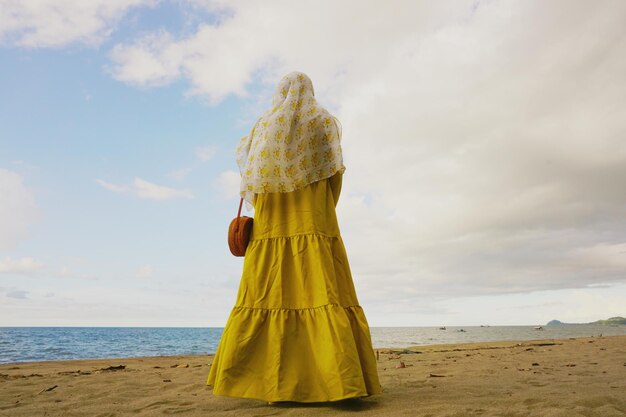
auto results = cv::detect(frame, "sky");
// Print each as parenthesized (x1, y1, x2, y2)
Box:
(1, 0, 625, 327)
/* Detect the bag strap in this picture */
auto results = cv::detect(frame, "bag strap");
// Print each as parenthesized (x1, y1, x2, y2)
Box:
(237, 198, 244, 218)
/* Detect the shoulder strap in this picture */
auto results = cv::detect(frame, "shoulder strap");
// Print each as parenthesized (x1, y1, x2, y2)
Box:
(237, 198, 244, 218)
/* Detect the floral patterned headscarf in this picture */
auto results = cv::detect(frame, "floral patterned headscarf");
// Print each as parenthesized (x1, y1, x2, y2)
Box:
(235, 71, 345, 206)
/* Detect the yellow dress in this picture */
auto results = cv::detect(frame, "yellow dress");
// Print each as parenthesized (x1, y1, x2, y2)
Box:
(206, 172, 382, 402)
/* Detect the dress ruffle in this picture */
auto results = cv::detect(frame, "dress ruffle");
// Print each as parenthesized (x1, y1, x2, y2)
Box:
(208, 303, 380, 402)
(240, 234, 361, 309)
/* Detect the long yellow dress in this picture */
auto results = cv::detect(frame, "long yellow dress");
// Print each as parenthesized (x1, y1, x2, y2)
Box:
(207, 172, 381, 402)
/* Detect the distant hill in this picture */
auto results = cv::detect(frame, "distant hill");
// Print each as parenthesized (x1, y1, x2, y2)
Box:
(546, 316, 626, 326)
(590, 316, 626, 325)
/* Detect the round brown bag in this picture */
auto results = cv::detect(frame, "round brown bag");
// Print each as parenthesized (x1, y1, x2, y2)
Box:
(228, 198, 253, 257)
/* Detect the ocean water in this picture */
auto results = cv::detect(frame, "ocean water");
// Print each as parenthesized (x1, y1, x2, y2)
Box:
(1, 324, 624, 364)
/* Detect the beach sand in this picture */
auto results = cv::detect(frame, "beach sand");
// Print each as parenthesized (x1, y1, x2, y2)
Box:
(1, 335, 624, 416)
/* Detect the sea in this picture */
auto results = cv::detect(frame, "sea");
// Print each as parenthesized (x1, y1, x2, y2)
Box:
(1, 324, 625, 365)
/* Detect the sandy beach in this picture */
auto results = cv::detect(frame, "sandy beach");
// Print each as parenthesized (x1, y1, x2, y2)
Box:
(1, 335, 624, 416)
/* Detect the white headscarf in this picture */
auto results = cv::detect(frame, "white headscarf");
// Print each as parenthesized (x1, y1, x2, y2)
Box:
(236, 71, 345, 206)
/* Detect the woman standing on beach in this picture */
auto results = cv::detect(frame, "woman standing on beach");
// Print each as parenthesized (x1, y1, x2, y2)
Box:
(207, 71, 381, 403)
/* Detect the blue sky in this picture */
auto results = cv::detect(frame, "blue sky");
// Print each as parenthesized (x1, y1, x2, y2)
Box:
(0, 3, 248, 326)
(1, 1, 625, 327)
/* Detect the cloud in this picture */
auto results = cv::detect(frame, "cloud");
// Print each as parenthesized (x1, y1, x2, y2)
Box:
(58, 266, 98, 281)
(95, 178, 129, 193)
(6, 290, 29, 299)
(136, 264, 154, 278)
(214, 170, 241, 200)
(108, 29, 182, 86)
(96, 177, 193, 200)
(133, 177, 193, 200)
(0, 169, 38, 250)
(0, 0, 156, 47)
(332, 1, 626, 300)
(105, 1, 626, 305)
(107, 1, 473, 102)
(0, 280, 240, 326)
(0, 257, 44, 274)
(166, 145, 218, 182)
(195, 145, 217, 161)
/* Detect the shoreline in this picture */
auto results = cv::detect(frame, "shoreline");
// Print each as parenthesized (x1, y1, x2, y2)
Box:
(2, 331, 617, 367)
(1, 335, 625, 416)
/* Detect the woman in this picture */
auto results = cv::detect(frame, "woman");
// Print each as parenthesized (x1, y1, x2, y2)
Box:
(207, 71, 381, 403)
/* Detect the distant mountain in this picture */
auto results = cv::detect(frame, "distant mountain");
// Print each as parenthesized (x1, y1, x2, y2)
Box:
(546, 316, 625, 326)
(590, 316, 626, 325)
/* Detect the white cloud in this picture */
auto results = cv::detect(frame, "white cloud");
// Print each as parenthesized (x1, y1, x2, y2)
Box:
(0, 0, 156, 47)
(58, 266, 98, 281)
(0, 257, 44, 274)
(95, 178, 129, 193)
(108, 1, 474, 103)
(96, 177, 193, 200)
(109, 0, 626, 302)
(136, 264, 154, 278)
(108, 29, 182, 86)
(0, 281, 238, 327)
(332, 0, 626, 301)
(195, 144, 217, 161)
(214, 170, 241, 200)
(133, 177, 193, 200)
(0, 169, 38, 250)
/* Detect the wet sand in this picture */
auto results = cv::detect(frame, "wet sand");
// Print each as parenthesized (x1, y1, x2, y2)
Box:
(1, 335, 624, 416)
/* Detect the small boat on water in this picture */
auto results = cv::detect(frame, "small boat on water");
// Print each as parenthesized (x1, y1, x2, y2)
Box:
(439, 327, 446, 330)
(534, 326, 544, 330)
